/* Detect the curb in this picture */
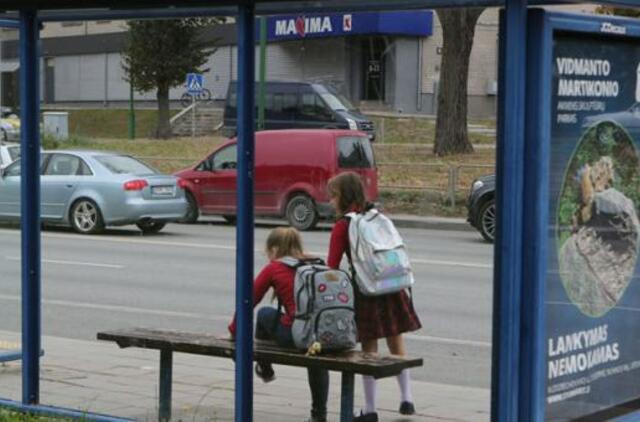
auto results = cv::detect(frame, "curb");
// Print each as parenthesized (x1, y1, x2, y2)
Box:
(198, 215, 473, 232)
(391, 216, 473, 232)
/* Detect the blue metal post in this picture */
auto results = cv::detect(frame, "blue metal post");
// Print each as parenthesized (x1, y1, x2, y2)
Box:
(19, 9, 41, 406)
(235, 3, 255, 422)
(491, 1, 527, 421)
(520, 9, 550, 422)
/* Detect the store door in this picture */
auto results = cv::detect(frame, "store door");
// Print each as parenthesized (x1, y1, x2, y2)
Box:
(362, 38, 386, 101)
(44, 58, 55, 104)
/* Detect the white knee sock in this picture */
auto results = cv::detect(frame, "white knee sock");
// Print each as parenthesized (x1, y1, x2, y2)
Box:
(397, 369, 413, 403)
(362, 375, 377, 414)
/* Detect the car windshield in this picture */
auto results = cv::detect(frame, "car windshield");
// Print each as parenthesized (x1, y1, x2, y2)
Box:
(320, 89, 356, 112)
(95, 155, 158, 175)
(7, 146, 20, 161)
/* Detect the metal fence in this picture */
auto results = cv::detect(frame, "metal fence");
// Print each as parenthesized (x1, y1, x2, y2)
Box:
(377, 161, 494, 207)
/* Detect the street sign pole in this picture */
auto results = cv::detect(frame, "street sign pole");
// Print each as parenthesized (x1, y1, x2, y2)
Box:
(185, 73, 204, 139)
(258, 16, 267, 131)
(191, 95, 195, 139)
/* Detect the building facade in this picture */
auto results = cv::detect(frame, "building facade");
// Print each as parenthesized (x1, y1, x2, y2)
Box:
(0, 4, 599, 117)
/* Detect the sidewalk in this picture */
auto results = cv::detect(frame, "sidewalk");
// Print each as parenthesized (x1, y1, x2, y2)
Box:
(0, 331, 489, 421)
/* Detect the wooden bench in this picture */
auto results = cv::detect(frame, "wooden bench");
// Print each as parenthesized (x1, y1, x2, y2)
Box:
(97, 328, 423, 422)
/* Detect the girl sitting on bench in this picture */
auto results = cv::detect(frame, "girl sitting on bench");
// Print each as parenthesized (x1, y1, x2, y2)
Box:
(228, 227, 330, 422)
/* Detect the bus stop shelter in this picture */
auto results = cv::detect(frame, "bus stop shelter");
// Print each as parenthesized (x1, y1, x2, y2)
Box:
(0, 0, 639, 421)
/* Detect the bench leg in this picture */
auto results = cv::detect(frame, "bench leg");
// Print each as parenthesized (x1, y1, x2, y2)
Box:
(340, 372, 355, 422)
(159, 349, 173, 422)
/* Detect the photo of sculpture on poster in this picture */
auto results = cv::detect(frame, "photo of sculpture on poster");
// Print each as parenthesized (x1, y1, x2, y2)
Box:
(546, 29, 640, 419)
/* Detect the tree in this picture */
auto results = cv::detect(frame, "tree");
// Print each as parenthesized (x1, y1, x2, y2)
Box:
(122, 18, 223, 139)
(433, 8, 485, 156)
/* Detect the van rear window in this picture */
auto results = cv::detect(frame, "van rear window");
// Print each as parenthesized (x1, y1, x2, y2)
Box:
(337, 136, 375, 168)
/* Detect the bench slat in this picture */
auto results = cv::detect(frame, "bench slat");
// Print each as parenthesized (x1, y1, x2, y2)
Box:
(97, 328, 422, 379)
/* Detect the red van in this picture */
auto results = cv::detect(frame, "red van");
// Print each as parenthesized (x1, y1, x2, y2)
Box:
(175, 129, 378, 230)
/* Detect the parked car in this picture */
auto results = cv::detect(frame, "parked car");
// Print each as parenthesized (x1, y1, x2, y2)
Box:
(0, 107, 20, 142)
(0, 150, 188, 234)
(222, 81, 376, 141)
(175, 129, 378, 230)
(582, 102, 640, 132)
(0, 142, 21, 170)
(467, 174, 496, 242)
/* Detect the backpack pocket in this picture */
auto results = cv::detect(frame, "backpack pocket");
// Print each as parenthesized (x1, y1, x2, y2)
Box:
(313, 306, 357, 351)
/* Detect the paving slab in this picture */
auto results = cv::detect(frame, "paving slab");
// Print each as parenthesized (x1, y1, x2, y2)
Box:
(0, 331, 489, 421)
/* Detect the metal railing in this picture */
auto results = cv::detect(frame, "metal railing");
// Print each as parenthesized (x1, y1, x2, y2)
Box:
(138, 154, 495, 209)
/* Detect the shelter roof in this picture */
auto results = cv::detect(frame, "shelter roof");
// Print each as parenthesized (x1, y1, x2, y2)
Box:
(0, 0, 638, 16)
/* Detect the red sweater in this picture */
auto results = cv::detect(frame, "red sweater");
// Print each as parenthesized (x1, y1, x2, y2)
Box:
(328, 218, 350, 269)
(228, 261, 297, 336)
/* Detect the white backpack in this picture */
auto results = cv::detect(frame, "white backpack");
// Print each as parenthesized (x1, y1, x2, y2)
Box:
(346, 209, 414, 296)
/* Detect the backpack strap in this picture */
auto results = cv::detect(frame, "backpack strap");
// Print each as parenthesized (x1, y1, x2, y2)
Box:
(279, 256, 325, 268)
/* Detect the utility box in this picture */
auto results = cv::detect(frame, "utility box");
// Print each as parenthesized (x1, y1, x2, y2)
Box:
(43, 111, 69, 141)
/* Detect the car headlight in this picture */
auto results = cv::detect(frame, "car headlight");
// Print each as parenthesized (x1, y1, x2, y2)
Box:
(346, 118, 358, 131)
(472, 180, 484, 191)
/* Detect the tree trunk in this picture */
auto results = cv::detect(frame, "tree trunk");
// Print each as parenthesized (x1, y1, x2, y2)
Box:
(433, 8, 484, 156)
(156, 84, 172, 139)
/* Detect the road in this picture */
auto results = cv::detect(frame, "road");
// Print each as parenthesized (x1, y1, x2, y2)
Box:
(0, 220, 494, 388)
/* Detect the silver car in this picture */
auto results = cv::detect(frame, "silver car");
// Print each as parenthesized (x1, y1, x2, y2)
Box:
(0, 142, 20, 170)
(0, 150, 188, 234)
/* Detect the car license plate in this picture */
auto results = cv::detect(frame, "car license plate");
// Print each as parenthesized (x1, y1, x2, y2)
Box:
(152, 186, 174, 195)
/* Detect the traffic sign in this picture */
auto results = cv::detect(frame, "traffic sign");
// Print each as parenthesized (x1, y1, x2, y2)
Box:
(186, 73, 204, 94)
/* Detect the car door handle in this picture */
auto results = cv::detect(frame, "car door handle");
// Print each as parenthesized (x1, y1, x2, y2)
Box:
(66, 184, 74, 188)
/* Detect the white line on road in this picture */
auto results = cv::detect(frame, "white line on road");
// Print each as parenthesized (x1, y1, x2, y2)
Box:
(0, 294, 227, 321)
(5, 256, 123, 269)
(0, 229, 492, 269)
(410, 258, 492, 269)
(0, 293, 489, 348)
(405, 333, 491, 348)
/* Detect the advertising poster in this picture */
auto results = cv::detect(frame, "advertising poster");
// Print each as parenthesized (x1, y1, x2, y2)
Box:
(547, 28, 640, 419)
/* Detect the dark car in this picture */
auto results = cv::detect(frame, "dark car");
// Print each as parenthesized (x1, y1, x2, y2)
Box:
(467, 174, 496, 242)
(222, 81, 375, 141)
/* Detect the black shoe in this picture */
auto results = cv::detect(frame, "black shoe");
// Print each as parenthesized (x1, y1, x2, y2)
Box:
(254, 362, 275, 383)
(399, 401, 416, 415)
(305, 416, 327, 422)
(353, 411, 378, 422)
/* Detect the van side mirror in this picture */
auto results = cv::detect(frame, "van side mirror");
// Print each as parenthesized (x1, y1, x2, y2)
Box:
(0, 167, 5, 178)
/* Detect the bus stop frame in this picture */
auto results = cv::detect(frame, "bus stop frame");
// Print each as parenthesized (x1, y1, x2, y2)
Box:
(0, 0, 638, 421)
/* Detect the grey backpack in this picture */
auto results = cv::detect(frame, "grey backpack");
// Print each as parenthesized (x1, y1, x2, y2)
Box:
(280, 257, 357, 352)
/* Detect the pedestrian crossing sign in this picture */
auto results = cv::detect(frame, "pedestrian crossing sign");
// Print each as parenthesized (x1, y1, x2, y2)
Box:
(186, 73, 204, 94)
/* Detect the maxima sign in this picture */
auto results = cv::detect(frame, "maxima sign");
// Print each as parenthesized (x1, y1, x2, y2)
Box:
(266, 11, 433, 41)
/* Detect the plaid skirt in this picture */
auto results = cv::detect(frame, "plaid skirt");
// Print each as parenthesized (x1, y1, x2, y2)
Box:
(354, 289, 422, 342)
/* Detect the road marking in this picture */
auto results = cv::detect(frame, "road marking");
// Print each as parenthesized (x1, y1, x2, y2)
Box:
(0, 294, 227, 321)
(405, 333, 491, 348)
(0, 293, 490, 348)
(411, 258, 492, 269)
(5, 256, 123, 269)
(0, 229, 492, 269)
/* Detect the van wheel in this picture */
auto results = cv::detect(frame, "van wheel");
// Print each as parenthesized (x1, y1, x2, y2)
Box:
(286, 195, 318, 231)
